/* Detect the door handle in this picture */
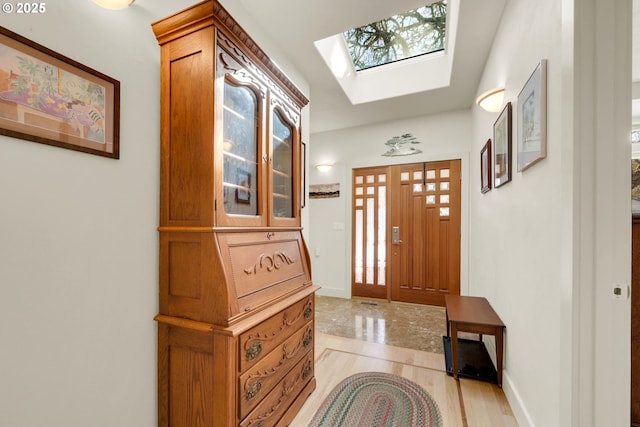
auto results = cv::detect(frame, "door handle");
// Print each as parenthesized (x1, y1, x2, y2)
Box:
(392, 226, 403, 244)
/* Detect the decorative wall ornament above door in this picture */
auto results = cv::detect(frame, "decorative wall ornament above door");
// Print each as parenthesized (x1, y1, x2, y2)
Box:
(382, 133, 422, 156)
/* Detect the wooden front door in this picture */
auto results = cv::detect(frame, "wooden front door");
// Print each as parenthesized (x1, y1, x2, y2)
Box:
(351, 160, 461, 306)
(389, 160, 461, 306)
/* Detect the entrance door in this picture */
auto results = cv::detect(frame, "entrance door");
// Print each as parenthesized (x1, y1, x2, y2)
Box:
(389, 160, 461, 306)
(351, 160, 461, 305)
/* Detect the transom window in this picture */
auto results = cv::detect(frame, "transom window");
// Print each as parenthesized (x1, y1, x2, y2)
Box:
(343, 0, 447, 71)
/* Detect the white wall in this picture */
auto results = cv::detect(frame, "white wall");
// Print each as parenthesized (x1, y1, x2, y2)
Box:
(469, 0, 632, 426)
(0, 2, 308, 426)
(469, 2, 564, 425)
(308, 110, 472, 298)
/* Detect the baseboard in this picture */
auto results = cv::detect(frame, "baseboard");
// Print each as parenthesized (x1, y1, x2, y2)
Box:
(502, 370, 536, 427)
(315, 287, 350, 299)
(481, 336, 535, 426)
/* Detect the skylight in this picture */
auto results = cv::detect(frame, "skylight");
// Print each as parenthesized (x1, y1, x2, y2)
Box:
(343, 0, 447, 71)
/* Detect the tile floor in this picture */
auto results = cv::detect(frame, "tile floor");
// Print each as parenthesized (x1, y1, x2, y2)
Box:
(314, 295, 448, 354)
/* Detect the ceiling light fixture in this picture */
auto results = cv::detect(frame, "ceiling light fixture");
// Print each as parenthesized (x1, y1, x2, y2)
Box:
(92, 0, 135, 10)
(315, 162, 334, 172)
(475, 87, 505, 113)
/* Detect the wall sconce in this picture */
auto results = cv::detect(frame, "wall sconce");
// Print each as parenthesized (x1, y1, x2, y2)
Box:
(475, 87, 505, 113)
(315, 162, 334, 172)
(92, 0, 135, 10)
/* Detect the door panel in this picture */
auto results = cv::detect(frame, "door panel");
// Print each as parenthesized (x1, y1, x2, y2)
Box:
(352, 168, 389, 299)
(389, 160, 461, 306)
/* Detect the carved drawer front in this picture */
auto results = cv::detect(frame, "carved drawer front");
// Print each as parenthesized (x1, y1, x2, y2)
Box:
(240, 351, 314, 427)
(238, 322, 313, 418)
(239, 295, 313, 372)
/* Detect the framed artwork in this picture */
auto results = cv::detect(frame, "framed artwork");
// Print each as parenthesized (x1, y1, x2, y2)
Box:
(235, 168, 251, 203)
(0, 26, 120, 158)
(633, 159, 640, 215)
(517, 59, 547, 171)
(493, 102, 512, 187)
(309, 183, 340, 199)
(480, 139, 492, 193)
(301, 141, 306, 208)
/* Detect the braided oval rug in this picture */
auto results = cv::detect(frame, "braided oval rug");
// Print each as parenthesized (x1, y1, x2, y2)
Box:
(308, 372, 442, 427)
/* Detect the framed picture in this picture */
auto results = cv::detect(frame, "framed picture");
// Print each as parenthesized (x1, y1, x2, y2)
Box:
(309, 183, 340, 199)
(0, 26, 120, 158)
(480, 139, 492, 193)
(517, 59, 547, 171)
(633, 158, 640, 215)
(301, 141, 306, 208)
(493, 102, 512, 187)
(235, 168, 251, 203)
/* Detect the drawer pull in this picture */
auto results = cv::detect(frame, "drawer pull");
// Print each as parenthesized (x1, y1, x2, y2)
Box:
(304, 305, 312, 319)
(303, 330, 313, 347)
(246, 342, 262, 361)
(246, 380, 262, 400)
(302, 360, 312, 381)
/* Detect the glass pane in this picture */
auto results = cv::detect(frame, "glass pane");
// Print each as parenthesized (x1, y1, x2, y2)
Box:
(355, 198, 364, 207)
(343, 1, 447, 71)
(356, 187, 364, 195)
(367, 187, 375, 195)
(355, 176, 364, 184)
(272, 109, 294, 218)
(426, 183, 436, 192)
(366, 175, 375, 183)
(426, 170, 436, 180)
(401, 172, 410, 181)
(378, 187, 386, 285)
(413, 171, 423, 180)
(378, 174, 386, 183)
(440, 182, 450, 191)
(440, 194, 450, 204)
(223, 82, 258, 216)
(440, 169, 450, 178)
(355, 210, 363, 283)
(440, 207, 450, 217)
(366, 198, 375, 284)
(426, 195, 436, 204)
(413, 183, 422, 193)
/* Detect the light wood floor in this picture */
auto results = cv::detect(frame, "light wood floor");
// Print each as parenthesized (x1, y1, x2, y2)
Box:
(290, 332, 518, 427)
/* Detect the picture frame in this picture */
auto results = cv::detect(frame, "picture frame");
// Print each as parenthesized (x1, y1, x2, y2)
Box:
(517, 59, 547, 171)
(235, 168, 251, 204)
(0, 26, 120, 158)
(301, 141, 306, 208)
(633, 158, 640, 216)
(493, 102, 512, 187)
(480, 139, 492, 193)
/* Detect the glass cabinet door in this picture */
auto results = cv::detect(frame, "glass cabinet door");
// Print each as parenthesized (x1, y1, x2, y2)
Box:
(222, 80, 260, 217)
(271, 109, 294, 219)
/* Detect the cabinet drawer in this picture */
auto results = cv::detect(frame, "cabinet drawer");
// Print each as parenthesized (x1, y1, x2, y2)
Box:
(238, 322, 313, 418)
(240, 351, 314, 427)
(239, 295, 313, 372)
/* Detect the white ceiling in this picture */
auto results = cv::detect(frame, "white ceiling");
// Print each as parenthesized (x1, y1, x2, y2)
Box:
(235, 0, 507, 134)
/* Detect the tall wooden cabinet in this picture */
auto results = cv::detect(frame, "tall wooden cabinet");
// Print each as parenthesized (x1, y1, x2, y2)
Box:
(151, 2, 317, 426)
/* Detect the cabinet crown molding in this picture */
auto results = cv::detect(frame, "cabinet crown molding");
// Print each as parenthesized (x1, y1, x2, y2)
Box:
(152, 0, 309, 108)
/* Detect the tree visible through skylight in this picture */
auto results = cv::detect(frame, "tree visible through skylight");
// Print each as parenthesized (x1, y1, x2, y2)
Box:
(343, 0, 447, 71)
